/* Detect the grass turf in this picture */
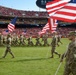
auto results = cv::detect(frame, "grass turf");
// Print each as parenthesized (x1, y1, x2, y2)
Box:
(0, 38, 69, 75)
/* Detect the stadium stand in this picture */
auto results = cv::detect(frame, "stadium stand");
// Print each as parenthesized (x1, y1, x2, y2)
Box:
(0, 6, 76, 38)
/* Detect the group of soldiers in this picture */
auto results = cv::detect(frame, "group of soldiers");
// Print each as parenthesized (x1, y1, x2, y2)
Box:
(0, 33, 59, 46)
(0, 31, 76, 75)
(0, 32, 63, 59)
(45, 31, 76, 75)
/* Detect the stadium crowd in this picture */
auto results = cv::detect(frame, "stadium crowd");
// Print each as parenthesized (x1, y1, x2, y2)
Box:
(0, 6, 48, 17)
(0, 27, 76, 38)
(0, 5, 76, 39)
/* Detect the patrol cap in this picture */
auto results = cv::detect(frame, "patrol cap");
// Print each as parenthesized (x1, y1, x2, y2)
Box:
(68, 31, 76, 36)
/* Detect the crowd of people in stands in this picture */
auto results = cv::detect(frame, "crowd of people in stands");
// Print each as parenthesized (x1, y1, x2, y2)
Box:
(0, 6, 48, 17)
(0, 6, 76, 38)
(0, 27, 76, 38)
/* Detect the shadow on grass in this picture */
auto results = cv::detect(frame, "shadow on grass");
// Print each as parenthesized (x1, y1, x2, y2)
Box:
(15, 57, 50, 62)
(0, 57, 51, 62)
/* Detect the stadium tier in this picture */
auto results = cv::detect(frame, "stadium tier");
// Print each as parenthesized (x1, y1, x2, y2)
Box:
(0, 6, 48, 17)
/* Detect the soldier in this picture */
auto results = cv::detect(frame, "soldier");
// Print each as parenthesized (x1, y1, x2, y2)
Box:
(2, 34, 14, 58)
(42, 34, 49, 46)
(19, 34, 25, 46)
(57, 33, 63, 45)
(3, 35, 7, 45)
(27, 36, 34, 46)
(35, 35, 42, 46)
(50, 32, 60, 58)
(14, 34, 19, 46)
(60, 31, 76, 75)
(0, 33, 3, 46)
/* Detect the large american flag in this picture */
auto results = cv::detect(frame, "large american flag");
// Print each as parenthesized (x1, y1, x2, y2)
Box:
(38, 18, 58, 35)
(8, 17, 17, 32)
(46, 0, 76, 23)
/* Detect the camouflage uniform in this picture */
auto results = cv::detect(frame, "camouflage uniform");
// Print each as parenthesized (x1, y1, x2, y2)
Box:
(60, 31, 76, 75)
(14, 35, 19, 46)
(19, 35, 25, 46)
(35, 36, 42, 46)
(42, 34, 49, 46)
(57, 34, 63, 45)
(3, 35, 7, 44)
(0, 33, 3, 45)
(50, 32, 60, 58)
(2, 34, 14, 58)
(11, 36, 15, 46)
(27, 36, 34, 46)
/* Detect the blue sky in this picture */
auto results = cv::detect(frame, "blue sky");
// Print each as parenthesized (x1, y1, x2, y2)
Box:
(0, 0, 46, 11)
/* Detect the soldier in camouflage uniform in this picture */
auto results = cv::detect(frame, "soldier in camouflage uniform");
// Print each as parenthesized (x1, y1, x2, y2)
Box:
(42, 34, 49, 46)
(2, 34, 14, 58)
(35, 35, 42, 46)
(19, 34, 25, 46)
(27, 36, 34, 46)
(14, 35, 19, 46)
(60, 31, 76, 75)
(3, 35, 7, 45)
(50, 32, 60, 58)
(57, 33, 63, 45)
(0, 33, 3, 46)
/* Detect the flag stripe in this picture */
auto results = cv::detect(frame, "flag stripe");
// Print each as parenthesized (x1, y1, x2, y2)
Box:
(46, 0, 76, 22)
(8, 17, 17, 32)
(8, 23, 15, 32)
(38, 18, 58, 35)
(38, 23, 50, 35)
(46, 0, 70, 16)
(49, 18, 58, 31)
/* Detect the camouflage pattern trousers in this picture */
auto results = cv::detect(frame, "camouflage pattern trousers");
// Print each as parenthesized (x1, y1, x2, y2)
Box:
(3, 47, 14, 58)
(63, 62, 76, 75)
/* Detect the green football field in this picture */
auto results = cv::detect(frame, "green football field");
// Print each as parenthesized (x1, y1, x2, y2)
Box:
(0, 38, 69, 75)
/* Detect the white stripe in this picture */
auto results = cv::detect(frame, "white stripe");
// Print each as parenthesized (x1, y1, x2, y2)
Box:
(52, 28, 57, 30)
(66, 3, 76, 7)
(9, 23, 14, 26)
(8, 25, 14, 30)
(48, 12, 56, 16)
(47, 5, 65, 12)
(58, 8, 76, 14)
(46, 0, 70, 8)
(50, 19, 57, 27)
(51, 14, 76, 20)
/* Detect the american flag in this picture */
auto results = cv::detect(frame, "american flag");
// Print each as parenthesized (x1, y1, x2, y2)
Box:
(48, 18, 58, 33)
(38, 23, 50, 35)
(38, 18, 58, 35)
(46, 0, 76, 23)
(8, 17, 17, 32)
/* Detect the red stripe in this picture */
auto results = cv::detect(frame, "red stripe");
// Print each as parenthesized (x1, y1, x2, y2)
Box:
(8, 23, 15, 32)
(56, 11, 76, 16)
(51, 16, 75, 22)
(46, 0, 76, 22)
(64, 6, 76, 10)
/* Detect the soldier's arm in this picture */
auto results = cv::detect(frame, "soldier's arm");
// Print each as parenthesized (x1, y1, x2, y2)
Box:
(60, 53, 66, 62)
(56, 37, 59, 47)
(57, 42, 59, 47)
(73, 46, 76, 60)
